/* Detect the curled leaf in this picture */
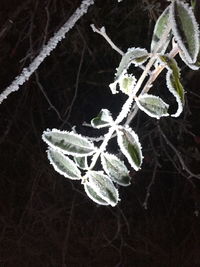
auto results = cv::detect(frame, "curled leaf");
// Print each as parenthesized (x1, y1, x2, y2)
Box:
(136, 93, 169, 119)
(116, 47, 149, 77)
(170, 0, 200, 64)
(85, 171, 119, 207)
(42, 129, 96, 156)
(117, 126, 143, 171)
(47, 149, 81, 180)
(159, 55, 184, 117)
(109, 48, 149, 94)
(101, 152, 131, 186)
(151, 6, 172, 53)
(91, 109, 113, 128)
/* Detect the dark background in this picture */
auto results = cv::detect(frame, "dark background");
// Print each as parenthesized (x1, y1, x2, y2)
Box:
(0, 0, 200, 266)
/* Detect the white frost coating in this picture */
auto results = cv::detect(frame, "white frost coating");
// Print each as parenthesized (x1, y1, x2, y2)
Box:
(158, 55, 184, 117)
(166, 69, 183, 117)
(101, 152, 130, 186)
(91, 108, 113, 128)
(117, 126, 143, 171)
(47, 149, 82, 180)
(170, 0, 200, 64)
(0, 0, 94, 105)
(86, 170, 119, 206)
(109, 70, 137, 95)
(84, 183, 109, 205)
(179, 48, 200, 70)
(135, 94, 169, 119)
(42, 128, 96, 156)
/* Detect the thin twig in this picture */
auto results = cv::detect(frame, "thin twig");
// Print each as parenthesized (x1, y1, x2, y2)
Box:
(143, 163, 158, 209)
(0, 0, 95, 105)
(35, 72, 63, 121)
(90, 24, 124, 56)
(63, 44, 86, 122)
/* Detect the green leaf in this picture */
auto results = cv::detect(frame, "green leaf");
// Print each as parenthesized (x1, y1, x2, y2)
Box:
(151, 6, 172, 53)
(179, 50, 200, 70)
(91, 109, 113, 128)
(47, 149, 81, 180)
(84, 183, 109, 206)
(109, 48, 149, 94)
(85, 171, 119, 207)
(115, 47, 149, 79)
(42, 129, 96, 156)
(159, 55, 184, 117)
(170, 0, 200, 64)
(117, 126, 143, 171)
(101, 152, 131, 186)
(136, 93, 169, 119)
(74, 156, 88, 170)
(110, 71, 137, 95)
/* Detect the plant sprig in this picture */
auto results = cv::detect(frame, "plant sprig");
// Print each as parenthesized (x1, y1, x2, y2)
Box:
(42, 0, 200, 207)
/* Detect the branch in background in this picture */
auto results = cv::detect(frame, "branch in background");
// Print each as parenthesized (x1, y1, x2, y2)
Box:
(0, 0, 95, 105)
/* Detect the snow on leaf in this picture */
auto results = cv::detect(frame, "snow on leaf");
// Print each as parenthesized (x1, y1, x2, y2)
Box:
(170, 0, 200, 64)
(47, 148, 81, 180)
(136, 93, 169, 119)
(84, 183, 109, 206)
(101, 152, 131, 186)
(91, 109, 113, 128)
(85, 171, 119, 207)
(151, 6, 172, 53)
(159, 55, 184, 117)
(42, 129, 96, 156)
(117, 126, 143, 171)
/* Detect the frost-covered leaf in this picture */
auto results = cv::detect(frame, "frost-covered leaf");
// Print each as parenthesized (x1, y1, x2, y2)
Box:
(74, 156, 88, 170)
(84, 183, 109, 206)
(42, 129, 96, 156)
(85, 171, 119, 207)
(109, 48, 149, 94)
(115, 47, 149, 79)
(91, 109, 113, 128)
(118, 73, 137, 95)
(151, 6, 172, 53)
(47, 149, 81, 180)
(170, 0, 200, 64)
(117, 126, 143, 171)
(179, 47, 200, 70)
(159, 55, 184, 117)
(101, 152, 131, 186)
(136, 94, 169, 119)
(109, 71, 137, 95)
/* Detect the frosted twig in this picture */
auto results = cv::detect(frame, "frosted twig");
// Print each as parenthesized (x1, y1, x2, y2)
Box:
(0, 0, 95, 105)
(90, 24, 124, 56)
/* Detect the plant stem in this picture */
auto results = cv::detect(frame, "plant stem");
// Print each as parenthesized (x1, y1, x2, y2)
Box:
(126, 44, 179, 125)
(89, 17, 176, 170)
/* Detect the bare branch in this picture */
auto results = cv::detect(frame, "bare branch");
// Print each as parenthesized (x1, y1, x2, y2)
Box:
(90, 24, 124, 56)
(0, 0, 95, 105)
